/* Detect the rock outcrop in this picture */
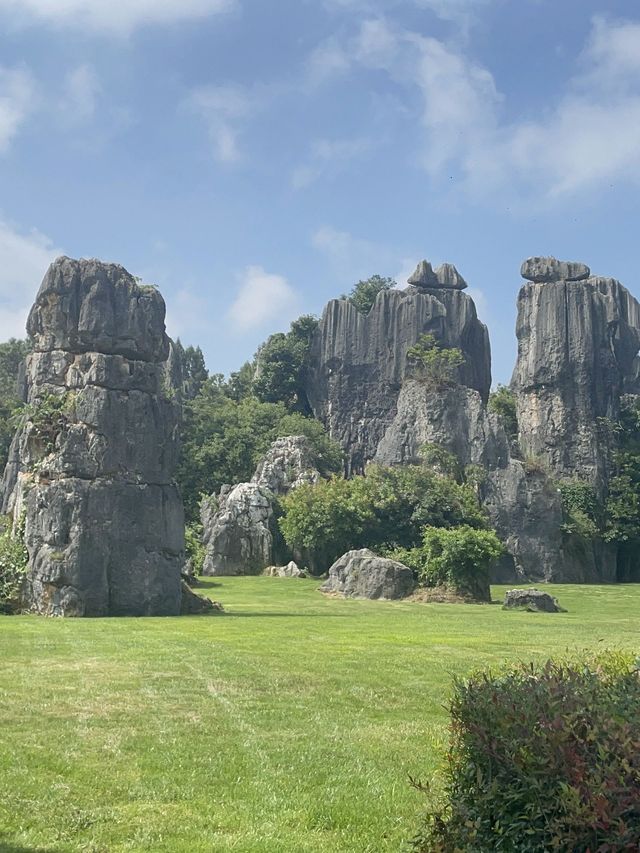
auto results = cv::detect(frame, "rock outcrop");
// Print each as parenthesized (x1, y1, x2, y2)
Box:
(320, 549, 415, 599)
(306, 263, 490, 473)
(513, 260, 640, 491)
(503, 588, 565, 613)
(202, 435, 321, 576)
(264, 561, 306, 578)
(1, 257, 184, 616)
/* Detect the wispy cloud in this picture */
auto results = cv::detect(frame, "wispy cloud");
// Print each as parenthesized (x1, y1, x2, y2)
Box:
(188, 84, 254, 164)
(291, 137, 371, 189)
(59, 64, 100, 121)
(0, 65, 36, 153)
(227, 266, 300, 333)
(0, 0, 237, 35)
(0, 218, 63, 340)
(308, 15, 640, 203)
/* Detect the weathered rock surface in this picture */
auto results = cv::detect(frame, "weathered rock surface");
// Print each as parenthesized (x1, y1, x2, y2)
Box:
(320, 549, 415, 600)
(1, 257, 184, 616)
(201, 436, 321, 576)
(520, 257, 590, 283)
(512, 274, 640, 491)
(264, 561, 307, 578)
(375, 382, 509, 469)
(503, 588, 565, 612)
(306, 282, 491, 473)
(180, 581, 223, 615)
(252, 435, 321, 493)
(202, 483, 273, 576)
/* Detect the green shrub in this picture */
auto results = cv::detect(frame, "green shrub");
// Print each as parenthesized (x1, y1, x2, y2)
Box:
(279, 464, 487, 573)
(406, 334, 465, 389)
(185, 521, 206, 576)
(411, 651, 640, 852)
(341, 275, 395, 314)
(559, 478, 601, 539)
(488, 384, 518, 437)
(0, 516, 28, 614)
(391, 525, 502, 602)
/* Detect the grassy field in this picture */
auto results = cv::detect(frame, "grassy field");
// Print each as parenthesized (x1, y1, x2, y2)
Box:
(0, 579, 638, 853)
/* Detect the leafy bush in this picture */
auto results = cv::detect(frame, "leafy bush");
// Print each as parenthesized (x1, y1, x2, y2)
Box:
(391, 525, 502, 601)
(559, 478, 601, 539)
(185, 521, 206, 576)
(488, 384, 518, 437)
(406, 334, 465, 389)
(0, 516, 28, 614)
(279, 464, 488, 573)
(411, 651, 640, 852)
(341, 275, 395, 314)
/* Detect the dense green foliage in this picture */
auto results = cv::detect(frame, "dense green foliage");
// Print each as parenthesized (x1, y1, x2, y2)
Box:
(391, 525, 502, 601)
(177, 382, 342, 522)
(0, 515, 28, 614)
(341, 274, 395, 314)
(488, 384, 518, 437)
(412, 651, 640, 852)
(253, 315, 318, 414)
(559, 478, 601, 538)
(406, 334, 465, 388)
(173, 340, 209, 400)
(279, 464, 487, 572)
(184, 520, 206, 576)
(0, 338, 30, 473)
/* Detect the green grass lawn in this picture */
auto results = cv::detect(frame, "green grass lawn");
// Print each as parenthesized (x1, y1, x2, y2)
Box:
(0, 579, 638, 853)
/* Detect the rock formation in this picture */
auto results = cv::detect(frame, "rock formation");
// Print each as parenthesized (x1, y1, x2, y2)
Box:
(320, 549, 415, 600)
(513, 261, 640, 492)
(1, 257, 185, 616)
(306, 261, 490, 474)
(202, 435, 321, 576)
(503, 588, 565, 613)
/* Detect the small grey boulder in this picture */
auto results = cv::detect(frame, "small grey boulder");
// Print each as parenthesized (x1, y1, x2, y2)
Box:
(435, 263, 468, 290)
(321, 549, 414, 600)
(503, 588, 565, 613)
(520, 257, 590, 283)
(407, 260, 438, 288)
(264, 561, 307, 578)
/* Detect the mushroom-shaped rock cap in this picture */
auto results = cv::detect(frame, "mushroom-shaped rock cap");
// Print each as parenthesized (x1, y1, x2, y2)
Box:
(520, 257, 591, 283)
(27, 256, 170, 362)
(435, 263, 468, 290)
(407, 260, 438, 288)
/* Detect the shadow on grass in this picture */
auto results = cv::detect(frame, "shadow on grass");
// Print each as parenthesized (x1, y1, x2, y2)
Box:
(0, 837, 56, 853)
(225, 611, 353, 618)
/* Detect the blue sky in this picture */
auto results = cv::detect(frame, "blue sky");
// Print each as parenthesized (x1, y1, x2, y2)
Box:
(1, 0, 639, 384)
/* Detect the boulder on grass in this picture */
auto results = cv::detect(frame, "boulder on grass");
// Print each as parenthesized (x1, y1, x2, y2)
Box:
(180, 581, 224, 615)
(320, 549, 414, 600)
(503, 588, 565, 613)
(264, 561, 307, 578)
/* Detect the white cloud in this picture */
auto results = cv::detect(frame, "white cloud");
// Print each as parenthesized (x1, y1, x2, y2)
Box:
(188, 84, 253, 164)
(61, 65, 100, 120)
(0, 219, 63, 340)
(165, 288, 210, 341)
(291, 137, 370, 189)
(0, 65, 35, 153)
(311, 15, 640, 202)
(0, 0, 236, 35)
(227, 266, 300, 333)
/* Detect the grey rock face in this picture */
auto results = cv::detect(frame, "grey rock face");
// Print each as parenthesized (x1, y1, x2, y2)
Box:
(2, 256, 184, 617)
(408, 260, 438, 287)
(201, 435, 322, 577)
(375, 382, 509, 469)
(252, 435, 321, 494)
(180, 582, 223, 615)
(306, 286, 491, 473)
(435, 263, 468, 290)
(520, 257, 590, 283)
(320, 549, 415, 600)
(503, 588, 565, 612)
(264, 561, 306, 578)
(512, 274, 640, 490)
(201, 483, 274, 577)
